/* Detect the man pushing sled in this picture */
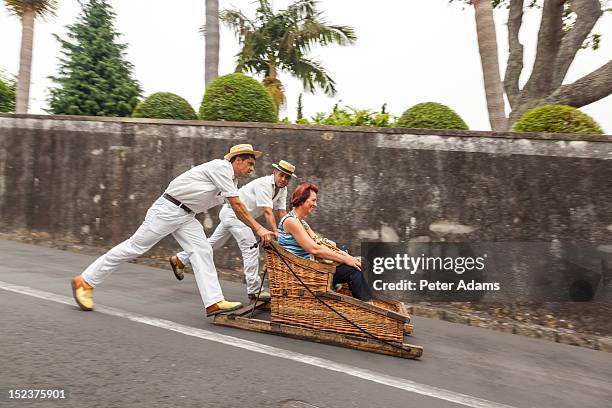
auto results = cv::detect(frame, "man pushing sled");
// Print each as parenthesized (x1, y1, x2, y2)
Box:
(169, 160, 297, 303)
(71, 144, 274, 316)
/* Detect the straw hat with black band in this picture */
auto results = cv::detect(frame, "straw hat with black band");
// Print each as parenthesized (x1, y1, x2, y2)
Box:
(224, 144, 262, 161)
(272, 160, 297, 178)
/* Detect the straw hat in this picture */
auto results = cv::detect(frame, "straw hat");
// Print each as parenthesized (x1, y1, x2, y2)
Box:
(272, 160, 297, 178)
(224, 144, 262, 160)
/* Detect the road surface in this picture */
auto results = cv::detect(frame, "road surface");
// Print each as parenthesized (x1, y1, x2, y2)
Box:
(1, 239, 610, 408)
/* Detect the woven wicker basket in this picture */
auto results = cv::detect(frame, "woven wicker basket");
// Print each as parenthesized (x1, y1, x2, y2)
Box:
(265, 244, 334, 295)
(271, 294, 404, 342)
(265, 243, 407, 343)
(337, 283, 407, 314)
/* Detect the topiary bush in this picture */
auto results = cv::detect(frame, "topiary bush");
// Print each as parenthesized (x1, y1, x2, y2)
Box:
(396, 102, 468, 130)
(199, 73, 277, 122)
(132, 92, 197, 120)
(513, 105, 603, 134)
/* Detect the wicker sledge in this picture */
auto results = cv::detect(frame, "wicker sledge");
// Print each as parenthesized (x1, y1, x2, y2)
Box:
(214, 242, 423, 359)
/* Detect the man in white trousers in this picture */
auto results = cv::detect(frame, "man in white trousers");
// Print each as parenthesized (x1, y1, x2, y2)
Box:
(71, 144, 274, 317)
(169, 160, 297, 303)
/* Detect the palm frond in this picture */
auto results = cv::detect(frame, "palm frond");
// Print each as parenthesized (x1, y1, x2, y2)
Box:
(285, 0, 318, 19)
(235, 55, 268, 75)
(286, 57, 336, 96)
(276, 13, 356, 62)
(219, 9, 256, 41)
(4, 0, 58, 18)
(294, 20, 356, 52)
(255, 0, 274, 20)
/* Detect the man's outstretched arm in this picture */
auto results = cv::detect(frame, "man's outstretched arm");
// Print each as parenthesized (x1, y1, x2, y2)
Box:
(227, 197, 274, 244)
(262, 207, 279, 240)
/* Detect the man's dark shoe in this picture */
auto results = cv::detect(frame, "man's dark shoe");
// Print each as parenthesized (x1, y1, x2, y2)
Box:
(248, 291, 271, 304)
(168, 255, 185, 281)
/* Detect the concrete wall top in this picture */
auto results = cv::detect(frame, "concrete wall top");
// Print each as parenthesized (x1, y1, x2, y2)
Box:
(1, 113, 610, 143)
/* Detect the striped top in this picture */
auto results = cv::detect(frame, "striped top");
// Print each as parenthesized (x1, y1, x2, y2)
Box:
(278, 211, 313, 260)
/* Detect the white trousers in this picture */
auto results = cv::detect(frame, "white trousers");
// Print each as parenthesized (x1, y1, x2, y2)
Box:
(178, 205, 261, 295)
(82, 196, 224, 308)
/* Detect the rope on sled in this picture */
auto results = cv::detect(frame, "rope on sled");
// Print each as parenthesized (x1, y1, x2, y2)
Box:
(268, 243, 408, 352)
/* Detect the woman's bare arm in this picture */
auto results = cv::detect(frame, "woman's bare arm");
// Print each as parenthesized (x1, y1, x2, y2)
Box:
(284, 218, 361, 270)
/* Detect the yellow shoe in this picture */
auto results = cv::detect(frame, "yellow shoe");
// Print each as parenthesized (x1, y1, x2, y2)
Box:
(71, 275, 94, 311)
(205, 300, 242, 317)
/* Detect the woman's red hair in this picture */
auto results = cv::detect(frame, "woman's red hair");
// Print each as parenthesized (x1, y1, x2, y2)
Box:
(290, 183, 319, 208)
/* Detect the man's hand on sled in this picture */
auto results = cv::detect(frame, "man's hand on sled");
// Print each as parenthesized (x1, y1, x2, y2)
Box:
(257, 226, 275, 245)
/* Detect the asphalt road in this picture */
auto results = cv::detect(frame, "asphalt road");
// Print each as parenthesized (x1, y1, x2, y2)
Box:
(1, 239, 611, 408)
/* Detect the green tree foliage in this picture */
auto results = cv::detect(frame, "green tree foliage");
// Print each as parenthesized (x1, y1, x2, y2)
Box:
(0, 71, 16, 112)
(48, 0, 142, 116)
(199, 73, 277, 122)
(220, 0, 356, 109)
(303, 104, 392, 127)
(513, 105, 604, 134)
(132, 92, 197, 120)
(396, 102, 469, 130)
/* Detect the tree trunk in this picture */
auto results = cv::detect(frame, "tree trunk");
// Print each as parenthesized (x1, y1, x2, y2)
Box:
(473, 0, 508, 131)
(508, 99, 540, 126)
(263, 65, 285, 112)
(16, 9, 35, 114)
(204, 0, 219, 89)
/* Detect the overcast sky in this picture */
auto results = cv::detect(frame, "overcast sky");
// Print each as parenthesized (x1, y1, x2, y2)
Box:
(1, 0, 610, 132)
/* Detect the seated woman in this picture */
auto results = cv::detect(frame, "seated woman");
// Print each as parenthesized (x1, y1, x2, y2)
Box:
(278, 183, 373, 301)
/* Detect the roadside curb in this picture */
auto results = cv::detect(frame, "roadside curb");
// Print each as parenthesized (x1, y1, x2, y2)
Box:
(404, 304, 612, 352)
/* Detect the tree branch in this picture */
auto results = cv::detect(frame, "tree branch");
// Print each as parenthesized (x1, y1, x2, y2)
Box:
(522, 0, 565, 98)
(545, 59, 612, 107)
(504, 0, 525, 109)
(551, 0, 602, 89)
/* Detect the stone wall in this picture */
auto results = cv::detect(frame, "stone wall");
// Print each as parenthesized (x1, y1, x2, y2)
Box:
(1, 114, 611, 300)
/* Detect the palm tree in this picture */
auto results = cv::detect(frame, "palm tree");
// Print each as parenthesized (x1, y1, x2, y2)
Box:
(204, 0, 219, 89)
(220, 0, 356, 110)
(472, 0, 507, 131)
(4, 0, 57, 113)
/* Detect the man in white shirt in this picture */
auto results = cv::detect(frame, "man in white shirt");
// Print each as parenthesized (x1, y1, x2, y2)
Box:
(71, 144, 274, 317)
(169, 160, 297, 302)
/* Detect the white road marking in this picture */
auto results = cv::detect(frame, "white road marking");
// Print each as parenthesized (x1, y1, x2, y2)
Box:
(1, 280, 517, 408)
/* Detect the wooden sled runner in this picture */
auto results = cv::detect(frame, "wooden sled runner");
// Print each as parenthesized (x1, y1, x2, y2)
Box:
(214, 242, 423, 359)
